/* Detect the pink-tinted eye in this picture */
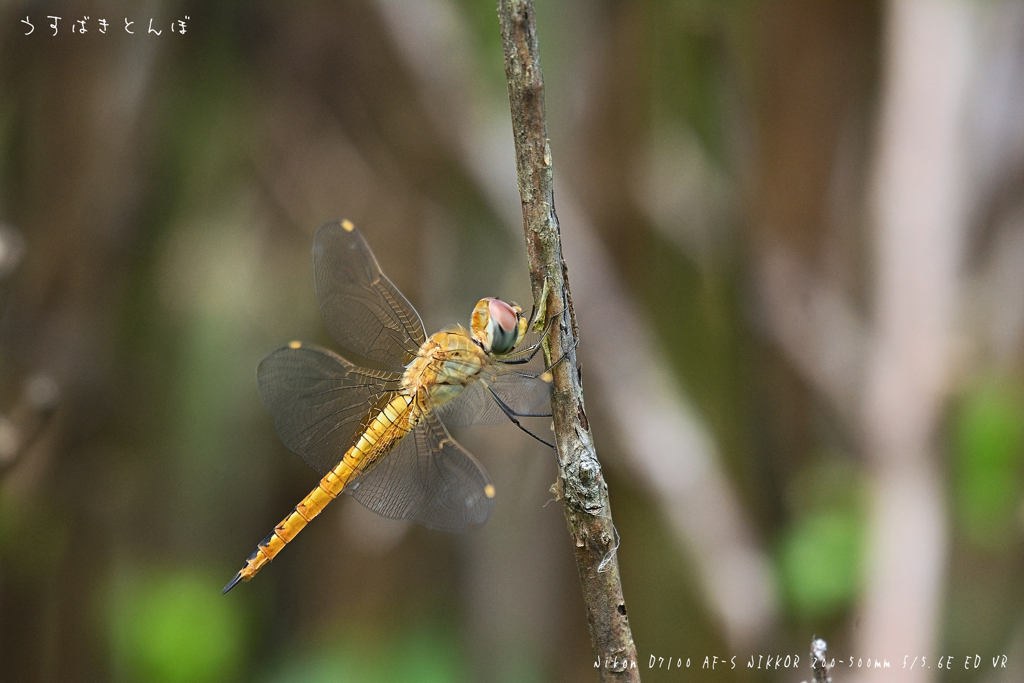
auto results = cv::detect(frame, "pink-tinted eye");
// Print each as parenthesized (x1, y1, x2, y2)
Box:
(489, 298, 518, 332)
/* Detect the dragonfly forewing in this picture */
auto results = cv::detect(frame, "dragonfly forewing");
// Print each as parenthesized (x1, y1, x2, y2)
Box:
(314, 220, 426, 372)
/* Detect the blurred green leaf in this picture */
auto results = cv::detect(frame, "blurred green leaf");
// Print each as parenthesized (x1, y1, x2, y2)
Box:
(111, 569, 244, 683)
(388, 629, 461, 683)
(268, 649, 380, 683)
(266, 626, 460, 683)
(953, 379, 1024, 550)
(779, 510, 863, 618)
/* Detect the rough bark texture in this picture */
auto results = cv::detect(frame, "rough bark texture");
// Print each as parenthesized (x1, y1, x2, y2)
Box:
(497, 1, 640, 679)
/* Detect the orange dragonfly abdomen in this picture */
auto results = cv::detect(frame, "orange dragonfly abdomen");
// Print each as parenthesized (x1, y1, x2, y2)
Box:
(222, 392, 418, 593)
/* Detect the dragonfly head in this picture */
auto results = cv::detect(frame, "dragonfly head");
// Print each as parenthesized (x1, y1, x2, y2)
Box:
(471, 297, 527, 354)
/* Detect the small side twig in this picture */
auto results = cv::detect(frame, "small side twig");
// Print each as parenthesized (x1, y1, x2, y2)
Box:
(0, 227, 58, 478)
(811, 637, 833, 683)
(0, 373, 60, 477)
(497, 1, 639, 680)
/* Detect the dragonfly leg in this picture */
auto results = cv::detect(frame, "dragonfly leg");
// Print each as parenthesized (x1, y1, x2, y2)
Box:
(509, 338, 579, 377)
(503, 404, 552, 418)
(541, 337, 578, 372)
(487, 387, 555, 449)
(499, 313, 558, 364)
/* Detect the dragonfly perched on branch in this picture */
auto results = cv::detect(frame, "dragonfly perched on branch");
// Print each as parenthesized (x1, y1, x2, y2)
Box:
(223, 219, 555, 593)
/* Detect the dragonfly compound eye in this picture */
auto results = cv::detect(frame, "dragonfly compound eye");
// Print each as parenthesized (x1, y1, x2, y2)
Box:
(487, 299, 519, 354)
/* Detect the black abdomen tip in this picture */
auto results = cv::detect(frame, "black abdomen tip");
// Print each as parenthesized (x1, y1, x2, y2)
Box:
(221, 571, 244, 595)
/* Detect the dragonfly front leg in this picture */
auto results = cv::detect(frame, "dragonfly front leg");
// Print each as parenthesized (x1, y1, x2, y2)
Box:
(509, 338, 579, 376)
(498, 313, 558, 365)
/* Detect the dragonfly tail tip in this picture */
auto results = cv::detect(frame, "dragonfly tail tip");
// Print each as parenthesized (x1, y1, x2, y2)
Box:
(221, 572, 244, 595)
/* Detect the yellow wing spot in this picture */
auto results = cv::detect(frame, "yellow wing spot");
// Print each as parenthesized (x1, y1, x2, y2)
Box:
(540, 371, 553, 383)
(288, 340, 302, 349)
(341, 219, 355, 232)
(484, 484, 496, 499)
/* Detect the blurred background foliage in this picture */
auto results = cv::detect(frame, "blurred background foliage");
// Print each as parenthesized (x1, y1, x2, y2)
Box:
(0, 1, 1022, 682)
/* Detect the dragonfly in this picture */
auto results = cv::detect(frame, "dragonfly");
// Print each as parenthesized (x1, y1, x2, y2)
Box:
(223, 219, 555, 593)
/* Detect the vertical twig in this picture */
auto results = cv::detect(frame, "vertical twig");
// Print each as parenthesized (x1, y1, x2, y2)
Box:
(811, 638, 833, 683)
(855, 2, 970, 679)
(496, 1, 640, 679)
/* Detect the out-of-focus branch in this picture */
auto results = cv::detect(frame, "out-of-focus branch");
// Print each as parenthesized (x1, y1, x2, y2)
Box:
(0, 12, 163, 678)
(754, 242, 867, 425)
(557, 195, 778, 646)
(0, 225, 58, 478)
(963, 3, 1024, 369)
(0, 373, 60, 477)
(969, 211, 1024, 367)
(0, 224, 26, 282)
(497, 1, 639, 679)
(854, 2, 972, 680)
(754, 5, 1024, 676)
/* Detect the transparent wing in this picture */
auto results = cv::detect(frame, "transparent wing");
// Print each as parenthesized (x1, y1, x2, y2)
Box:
(433, 367, 553, 427)
(313, 220, 427, 372)
(258, 343, 403, 475)
(346, 412, 494, 532)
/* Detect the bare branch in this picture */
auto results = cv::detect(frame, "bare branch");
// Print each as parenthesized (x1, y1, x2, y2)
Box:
(497, 1, 639, 678)
(375, 0, 778, 646)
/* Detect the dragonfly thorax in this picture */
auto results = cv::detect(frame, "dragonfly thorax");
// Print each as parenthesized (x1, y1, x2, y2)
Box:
(403, 330, 489, 409)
